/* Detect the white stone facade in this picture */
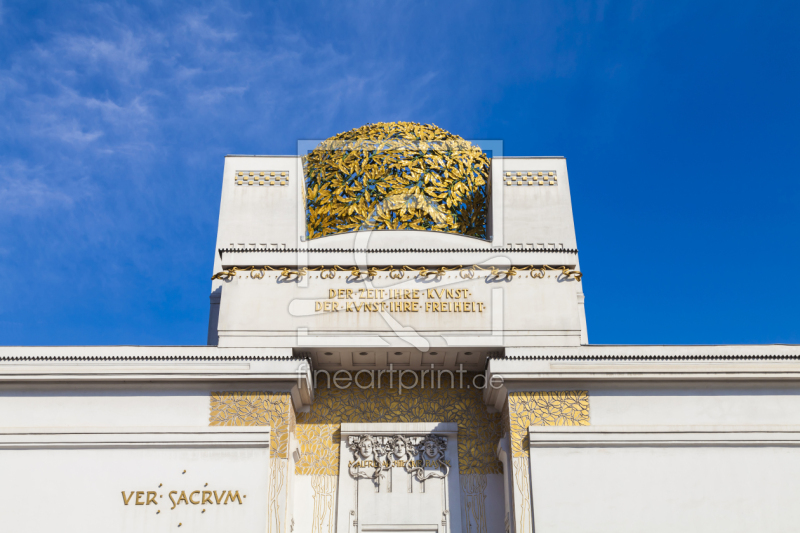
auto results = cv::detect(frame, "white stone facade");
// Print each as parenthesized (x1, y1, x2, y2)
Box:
(0, 154, 798, 533)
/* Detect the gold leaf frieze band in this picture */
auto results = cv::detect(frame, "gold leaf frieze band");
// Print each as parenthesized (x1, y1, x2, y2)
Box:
(209, 391, 295, 458)
(294, 372, 504, 476)
(211, 264, 582, 282)
(507, 390, 590, 457)
(208, 388, 591, 474)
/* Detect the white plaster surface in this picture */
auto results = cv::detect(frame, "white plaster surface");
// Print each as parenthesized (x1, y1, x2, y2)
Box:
(588, 382, 800, 426)
(0, 380, 301, 427)
(498, 158, 577, 252)
(291, 474, 339, 533)
(482, 474, 505, 533)
(0, 384, 214, 427)
(528, 426, 800, 533)
(0, 427, 270, 533)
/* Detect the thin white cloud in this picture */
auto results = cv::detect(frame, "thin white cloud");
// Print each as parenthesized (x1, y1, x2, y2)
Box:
(180, 11, 239, 42)
(0, 160, 92, 214)
(0, 0, 444, 284)
(187, 85, 248, 106)
(35, 118, 104, 145)
(57, 32, 151, 75)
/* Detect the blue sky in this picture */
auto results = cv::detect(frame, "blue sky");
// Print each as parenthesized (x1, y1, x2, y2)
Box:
(0, 0, 798, 345)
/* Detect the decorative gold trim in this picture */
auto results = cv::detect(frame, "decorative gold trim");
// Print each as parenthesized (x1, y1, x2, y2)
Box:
(235, 170, 289, 187)
(512, 457, 531, 533)
(267, 457, 287, 533)
(507, 390, 590, 457)
(461, 473, 488, 533)
(503, 170, 558, 186)
(310, 475, 337, 533)
(212, 264, 582, 282)
(209, 391, 295, 458)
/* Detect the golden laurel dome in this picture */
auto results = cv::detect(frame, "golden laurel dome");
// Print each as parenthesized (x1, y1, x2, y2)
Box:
(304, 122, 490, 240)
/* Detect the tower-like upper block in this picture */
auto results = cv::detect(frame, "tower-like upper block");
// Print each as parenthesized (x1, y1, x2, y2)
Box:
(208, 155, 587, 352)
(212, 156, 579, 274)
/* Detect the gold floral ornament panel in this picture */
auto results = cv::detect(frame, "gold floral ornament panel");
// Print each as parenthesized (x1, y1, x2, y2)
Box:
(304, 122, 490, 240)
(209, 392, 296, 458)
(295, 372, 503, 476)
(507, 390, 590, 457)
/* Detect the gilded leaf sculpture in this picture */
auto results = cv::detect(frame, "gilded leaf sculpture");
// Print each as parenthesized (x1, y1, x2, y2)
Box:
(304, 122, 490, 240)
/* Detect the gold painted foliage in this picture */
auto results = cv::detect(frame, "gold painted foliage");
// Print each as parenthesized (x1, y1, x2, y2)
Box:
(209, 391, 296, 458)
(304, 122, 490, 240)
(507, 391, 590, 457)
(295, 423, 341, 476)
(295, 372, 503, 476)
